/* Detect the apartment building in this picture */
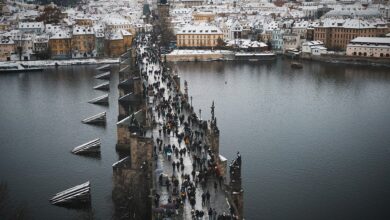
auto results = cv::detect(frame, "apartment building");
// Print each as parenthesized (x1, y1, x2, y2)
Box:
(346, 37, 390, 58)
(176, 25, 223, 48)
(314, 18, 388, 50)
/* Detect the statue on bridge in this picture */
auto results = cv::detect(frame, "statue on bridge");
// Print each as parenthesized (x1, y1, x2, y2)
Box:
(210, 101, 219, 134)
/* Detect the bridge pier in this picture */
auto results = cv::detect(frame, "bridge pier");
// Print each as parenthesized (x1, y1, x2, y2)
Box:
(113, 33, 244, 219)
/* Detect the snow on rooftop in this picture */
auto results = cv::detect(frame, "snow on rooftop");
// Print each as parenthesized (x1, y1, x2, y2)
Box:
(50, 31, 71, 39)
(18, 22, 44, 29)
(324, 8, 381, 18)
(316, 18, 386, 29)
(178, 25, 222, 35)
(226, 39, 267, 48)
(73, 26, 95, 35)
(168, 50, 232, 55)
(121, 29, 132, 36)
(350, 37, 390, 44)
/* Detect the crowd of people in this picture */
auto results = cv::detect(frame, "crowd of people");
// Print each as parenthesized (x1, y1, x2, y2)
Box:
(134, 33, 238, 220)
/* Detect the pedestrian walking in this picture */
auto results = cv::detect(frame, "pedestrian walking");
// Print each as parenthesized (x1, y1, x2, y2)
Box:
(202, 192, 206, 206)
(172, 161, 175, 172)
(208, 207, 213, 220)
(206, 190, 210, 204)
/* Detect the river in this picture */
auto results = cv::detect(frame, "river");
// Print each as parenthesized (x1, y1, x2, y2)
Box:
(0, 59, 389, 219)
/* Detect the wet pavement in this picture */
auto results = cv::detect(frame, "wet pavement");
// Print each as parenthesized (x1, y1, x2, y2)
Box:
(137, 37, 231, 219)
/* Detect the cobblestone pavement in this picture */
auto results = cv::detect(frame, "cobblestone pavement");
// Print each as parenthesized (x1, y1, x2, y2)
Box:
(138, 42, 231, 220)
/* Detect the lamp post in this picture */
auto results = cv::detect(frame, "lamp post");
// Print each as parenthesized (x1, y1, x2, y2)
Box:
(190, 96, 192, 108)
(199, 109, 201, 121)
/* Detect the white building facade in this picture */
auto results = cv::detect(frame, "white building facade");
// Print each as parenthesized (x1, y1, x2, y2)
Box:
(346, 37, 390, 58)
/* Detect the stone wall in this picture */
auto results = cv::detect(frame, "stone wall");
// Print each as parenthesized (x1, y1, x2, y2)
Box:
(116, 123, 131, 150)
(301, 53, 390, 67)
(166, 53, 225, 62)
(130, 135, 153, 170)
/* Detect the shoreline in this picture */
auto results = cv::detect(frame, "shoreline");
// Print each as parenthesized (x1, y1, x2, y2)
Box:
(299, 55, 390, 67)
(1, 52, 388, 68)
(166, 50, 390, 67)
(0, 58, 120, 68)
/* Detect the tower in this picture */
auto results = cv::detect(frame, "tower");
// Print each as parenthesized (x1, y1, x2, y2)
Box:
(157, 0, 170, 18)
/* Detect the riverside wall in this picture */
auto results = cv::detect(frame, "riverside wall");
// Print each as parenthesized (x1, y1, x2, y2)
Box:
(301, 53, 390, 67)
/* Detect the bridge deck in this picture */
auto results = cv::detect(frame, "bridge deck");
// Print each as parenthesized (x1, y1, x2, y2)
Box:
(138, 44, 231, 219)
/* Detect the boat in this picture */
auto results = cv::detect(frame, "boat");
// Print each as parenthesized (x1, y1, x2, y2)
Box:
(291, 62, 303, 69)
(234, 52, 276, 61)
(0, 63, 43, 73)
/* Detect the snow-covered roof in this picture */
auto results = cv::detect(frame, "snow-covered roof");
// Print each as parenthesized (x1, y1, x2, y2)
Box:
(323, 8, 381, 18)
(106, 30, 123, 40)
(226, 39, 267, 48)
(315, 18, 386, 29)
(105, 16, 131, 26)
(303, 40, 324, 46)
(0, 37, 14, 45)
(45, 24, 62, 31)
(34, 35, 49, 43)
(18, 22, 44, 29)
(311, 46, 327, 50)
(50, 31, 71, 39)
(121, 29, 132, 36)
(177, 25, 222, 35)
(350, 37, 390, 44)
(293, 20, 309, 28)
(73, 26, 94, 35)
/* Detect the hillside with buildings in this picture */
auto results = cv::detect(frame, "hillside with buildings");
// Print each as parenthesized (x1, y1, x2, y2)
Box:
(0, 0, 389, 61)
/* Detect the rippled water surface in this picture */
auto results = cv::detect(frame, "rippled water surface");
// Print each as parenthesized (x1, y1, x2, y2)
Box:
(0, 59, 390, 219)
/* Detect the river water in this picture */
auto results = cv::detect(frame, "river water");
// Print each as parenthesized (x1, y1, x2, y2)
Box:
(0, 59, 389, 219)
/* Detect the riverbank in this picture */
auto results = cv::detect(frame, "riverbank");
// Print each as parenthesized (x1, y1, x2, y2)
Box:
(0, 58, 120, 68)
(166, 49, 390, 67)
(165, 49, 233, 62)
(166, 49, 277, 62)
(300, 53, 390, 67)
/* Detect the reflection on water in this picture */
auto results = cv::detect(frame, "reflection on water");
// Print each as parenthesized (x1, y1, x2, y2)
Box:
(0, 65, 120, 220)
(175, 58, 390, 220)
(0, 60, 389, 219)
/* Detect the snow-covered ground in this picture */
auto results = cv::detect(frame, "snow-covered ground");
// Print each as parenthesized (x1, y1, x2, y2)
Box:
(0, 58, 120, 67)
